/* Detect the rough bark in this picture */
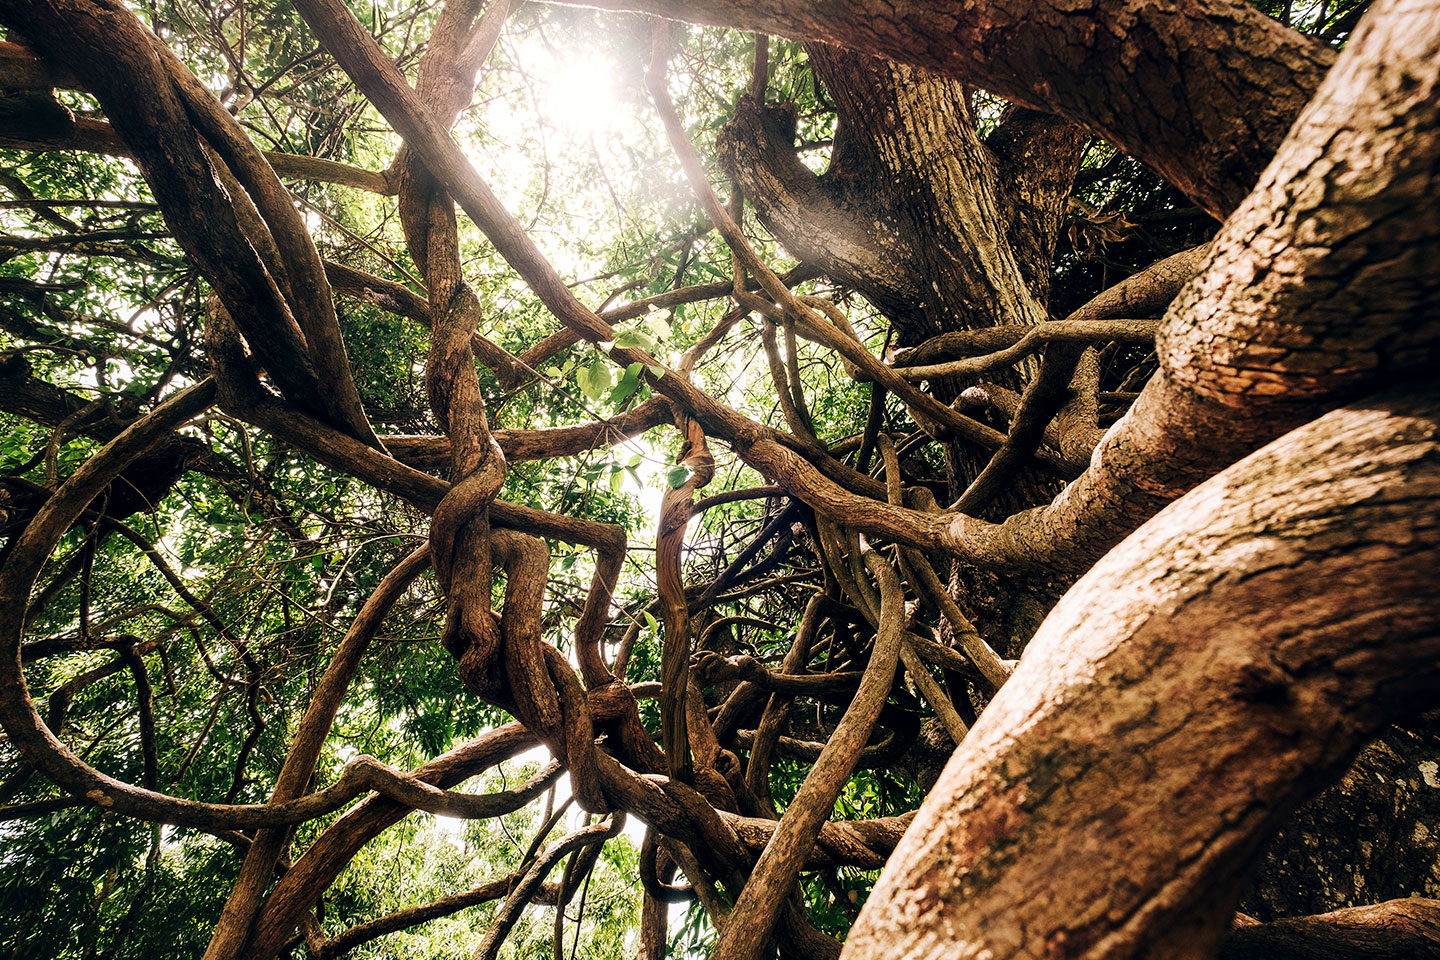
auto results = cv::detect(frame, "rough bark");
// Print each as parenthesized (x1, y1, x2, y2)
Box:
(720, 47, 1083, 345)
(845, 383, 1440, 960)
(1247, 721, 1440, 918)
(1, 0, 1436, 957)
(1221, 898, 1440, 960)
(936, 0, 1440, 574)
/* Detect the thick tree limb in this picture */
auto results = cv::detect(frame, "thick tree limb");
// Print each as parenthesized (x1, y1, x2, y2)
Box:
(656, 414, 716, 782)
(0, 2, 377, 442)
(1219, 898, 1440, 960)
(722, 47, 1055, 343)
(846, 383, 1440, 959)
(936, 0, 1440, 575)
(245, 723, 540, 960)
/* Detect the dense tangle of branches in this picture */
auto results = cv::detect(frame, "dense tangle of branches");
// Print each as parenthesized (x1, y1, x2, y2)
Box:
(1, 0, 1438, 958)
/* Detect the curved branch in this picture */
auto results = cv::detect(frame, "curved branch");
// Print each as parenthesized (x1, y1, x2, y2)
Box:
(469, 815, 626, 960)
(2, 2, 380, 443)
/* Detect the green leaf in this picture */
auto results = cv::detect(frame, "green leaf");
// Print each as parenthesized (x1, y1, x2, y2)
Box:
(667, 465, 690, 489)
(643, 611, 660, 632)
(577, 357, 612, 400)
(697, 260, 730, 281)
(613, 327, 658, 352)
(608, 362, 642, 404)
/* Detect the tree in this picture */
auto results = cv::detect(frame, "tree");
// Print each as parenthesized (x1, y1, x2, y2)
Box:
(0, 0, 1436, 956)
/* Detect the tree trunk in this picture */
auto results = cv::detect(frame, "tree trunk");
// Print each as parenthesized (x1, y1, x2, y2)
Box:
(719, 47, 1081, 344)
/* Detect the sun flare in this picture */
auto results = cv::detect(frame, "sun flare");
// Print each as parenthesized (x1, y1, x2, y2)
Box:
(541, 52, 622, 137)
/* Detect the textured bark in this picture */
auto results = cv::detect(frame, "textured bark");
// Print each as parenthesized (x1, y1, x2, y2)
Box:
(718, 97, 918, 326)
(721, 44, 1088, 526)
(551, 0, 1436, 580)
(1247, 722, 1440, 919)
(937, 0, 1440, 575)
(1220, 898, 1440, 960)
(719, 46, 1081, 345)
(845, 384, 1440, 960)
(987, 107, 1096, 293)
